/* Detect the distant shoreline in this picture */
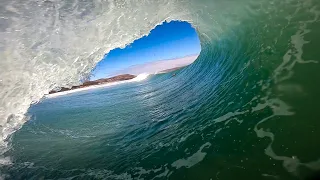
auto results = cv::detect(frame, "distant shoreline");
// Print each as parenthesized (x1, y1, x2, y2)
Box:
(45, 78, 137, 98)
(46, 74, 137, 98)
(46, 66, 186, 98)
(49, 74, 136, 94)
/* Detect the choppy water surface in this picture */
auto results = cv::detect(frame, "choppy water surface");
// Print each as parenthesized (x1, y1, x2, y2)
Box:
(1, 0, 320, 179)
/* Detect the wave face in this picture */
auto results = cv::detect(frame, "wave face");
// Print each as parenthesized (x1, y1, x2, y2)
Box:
(1, 0, 320, 179)
(0, 0, 190, 154)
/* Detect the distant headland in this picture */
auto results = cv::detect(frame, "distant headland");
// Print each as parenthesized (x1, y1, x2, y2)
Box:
(48, 65, 187, 96)
(49, 74, 136, 94)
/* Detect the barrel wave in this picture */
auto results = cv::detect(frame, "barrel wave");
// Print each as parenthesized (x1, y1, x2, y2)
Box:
(1, 0, 320, 179)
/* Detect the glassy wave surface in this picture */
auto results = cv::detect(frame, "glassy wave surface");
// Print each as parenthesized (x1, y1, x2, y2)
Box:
(0, 0, 320, 179)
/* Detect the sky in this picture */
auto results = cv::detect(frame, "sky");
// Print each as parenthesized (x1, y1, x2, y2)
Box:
(115, 55, 199, 75)
(91, 21, 201, 80)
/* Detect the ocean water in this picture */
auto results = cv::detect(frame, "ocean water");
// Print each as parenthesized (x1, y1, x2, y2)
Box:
(2, 56, 320, 179)
(1, 0, 320, 179)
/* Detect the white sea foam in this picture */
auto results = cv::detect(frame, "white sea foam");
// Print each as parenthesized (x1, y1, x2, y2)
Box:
(133, 73, 150, 82)
(171, 142, 211, 169)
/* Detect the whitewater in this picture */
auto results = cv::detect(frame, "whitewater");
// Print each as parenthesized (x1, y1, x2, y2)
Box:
(1, 0, 320, 179)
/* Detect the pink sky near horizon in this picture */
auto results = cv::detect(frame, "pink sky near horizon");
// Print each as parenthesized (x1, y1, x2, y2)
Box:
(113, 54, 199, 76)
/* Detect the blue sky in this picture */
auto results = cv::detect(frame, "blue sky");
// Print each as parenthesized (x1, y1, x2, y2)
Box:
(91, 21, 201, 79)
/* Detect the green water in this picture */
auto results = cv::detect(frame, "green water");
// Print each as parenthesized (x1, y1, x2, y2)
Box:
(1, 0, 320, 179)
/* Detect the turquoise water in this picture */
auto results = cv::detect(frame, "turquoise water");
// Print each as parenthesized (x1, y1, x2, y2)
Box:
(1, 0, 320, 179)
(3, 45, 320, 179)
